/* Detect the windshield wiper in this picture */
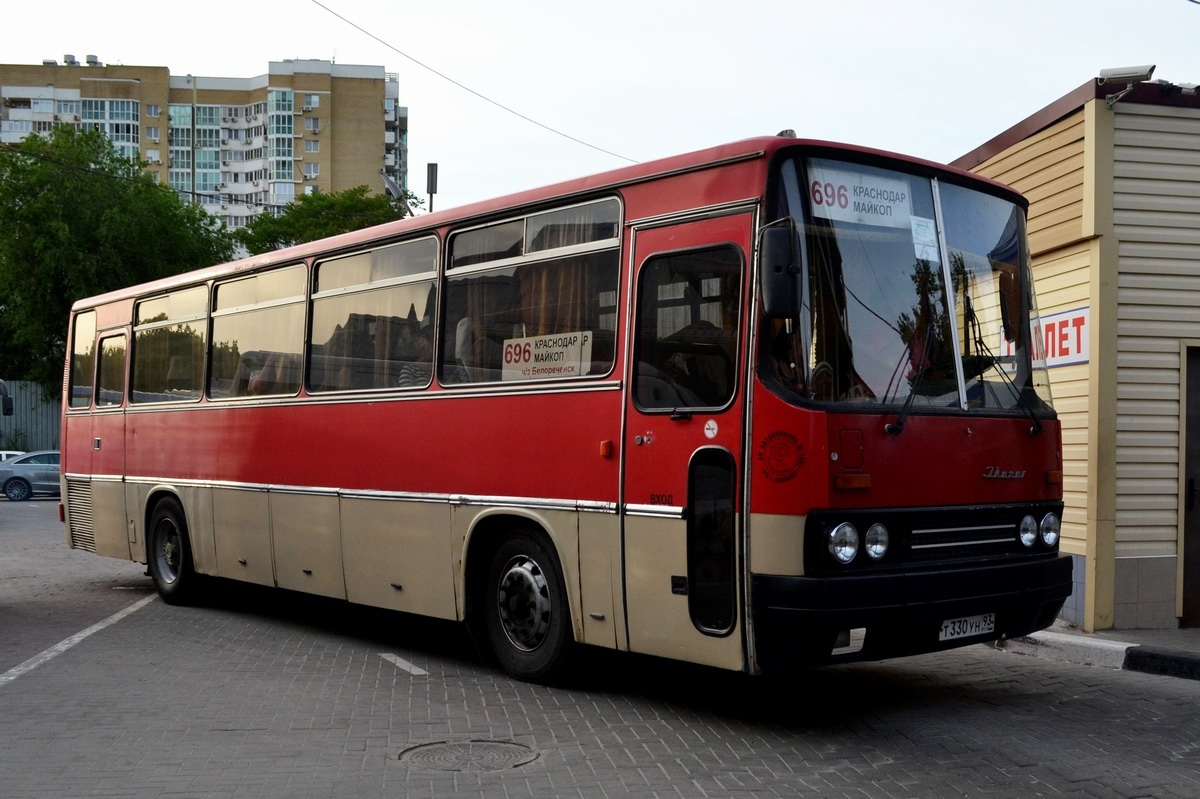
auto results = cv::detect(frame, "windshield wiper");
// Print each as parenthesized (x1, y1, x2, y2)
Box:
(963, 292, 1044, 436)
(885, 326, 932, 436)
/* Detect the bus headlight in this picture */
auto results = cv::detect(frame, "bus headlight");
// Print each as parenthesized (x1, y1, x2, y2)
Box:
(1019, 515, 1038, 548)
(828, 523, 859, 564)
(864, 523, 889, 560)
(1040, 513, 1061, 548)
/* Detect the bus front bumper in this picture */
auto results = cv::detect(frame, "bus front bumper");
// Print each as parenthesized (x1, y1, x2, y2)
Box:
(750, 554, 1073, 672)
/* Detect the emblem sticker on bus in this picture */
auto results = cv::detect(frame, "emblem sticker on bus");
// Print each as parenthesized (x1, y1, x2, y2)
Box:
(757, 430, 804, 484)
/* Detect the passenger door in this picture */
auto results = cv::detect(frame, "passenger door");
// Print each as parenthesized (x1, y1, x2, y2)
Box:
(621, 211, 753, 670)
(89, 333, 130, 559)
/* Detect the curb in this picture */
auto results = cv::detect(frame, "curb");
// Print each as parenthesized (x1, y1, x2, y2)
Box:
(993, 630, 1131, 670)
(1122, 646, 1200, 681)
(992, 631, 1200, 681)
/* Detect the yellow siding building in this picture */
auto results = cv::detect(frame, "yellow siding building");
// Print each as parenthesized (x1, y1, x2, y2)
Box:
(955, 77, 1200, 632)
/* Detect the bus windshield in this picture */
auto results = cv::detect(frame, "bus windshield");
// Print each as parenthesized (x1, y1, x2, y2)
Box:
(769, 155, 1053, 413)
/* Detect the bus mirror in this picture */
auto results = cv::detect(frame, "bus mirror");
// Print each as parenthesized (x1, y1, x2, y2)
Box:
(0, 380, 10, 416)
(760, 221, 800, 319)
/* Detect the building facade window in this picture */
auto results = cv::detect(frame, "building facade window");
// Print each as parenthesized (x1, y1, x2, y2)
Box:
(268, 90, 294, 114)
(168, 170, 192, 192)
(195, 128, 221, 149)
(195, 150, 220, 171)
(196, 105, 220, 127)
(268, 113, 293, 138)
(168, 105, 192, 127)
(82, 99, 105, 120)
(109, 100, 139, 122)
(196, 171, 220, 192)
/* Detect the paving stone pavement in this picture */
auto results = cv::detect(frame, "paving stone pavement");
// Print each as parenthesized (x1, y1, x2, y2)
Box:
(3, 501, 1200, 798)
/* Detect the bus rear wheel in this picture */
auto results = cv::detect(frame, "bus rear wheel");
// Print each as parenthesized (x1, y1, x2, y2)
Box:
(484, 530, 573, 683)
(148, 497, 200, 605)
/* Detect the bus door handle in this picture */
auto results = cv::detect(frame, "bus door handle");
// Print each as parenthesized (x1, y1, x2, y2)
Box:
(93, 437, 102, 451)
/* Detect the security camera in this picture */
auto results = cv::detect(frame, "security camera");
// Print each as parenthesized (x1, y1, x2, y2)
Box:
(1098, 65, 1156, 85)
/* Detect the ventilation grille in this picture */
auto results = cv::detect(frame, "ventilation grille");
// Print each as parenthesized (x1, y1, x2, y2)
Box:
(66, 479, 97, 553)
(906, 520, 1018, 563)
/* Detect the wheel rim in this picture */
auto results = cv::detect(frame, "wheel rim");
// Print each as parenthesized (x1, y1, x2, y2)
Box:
(496, 554, 552, 652)
(5, 481, 29, 501)
(154, 520, 182, 584)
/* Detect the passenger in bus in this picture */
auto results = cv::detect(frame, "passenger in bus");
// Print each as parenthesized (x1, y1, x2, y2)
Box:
(395, 323, 433, 387)
(248, 352, 299, 395)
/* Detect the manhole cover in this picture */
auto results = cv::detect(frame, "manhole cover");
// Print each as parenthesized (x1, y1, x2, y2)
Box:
(398, 740, 539, 772)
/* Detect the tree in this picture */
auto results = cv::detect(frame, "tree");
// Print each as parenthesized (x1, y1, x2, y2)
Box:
(234, 185, 415, 255)
(0, 126, 236, 386)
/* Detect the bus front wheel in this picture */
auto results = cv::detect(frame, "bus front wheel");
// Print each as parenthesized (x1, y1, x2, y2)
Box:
(148, 497, 199, 605)
(484, 531, 573, 683)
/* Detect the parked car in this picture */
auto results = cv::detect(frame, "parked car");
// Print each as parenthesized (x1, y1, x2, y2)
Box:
(0, 450, 24, 461)
(0, 450, 60, 501)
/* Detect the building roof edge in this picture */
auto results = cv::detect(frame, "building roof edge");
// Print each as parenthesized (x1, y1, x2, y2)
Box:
(952, 80, 1097, 171)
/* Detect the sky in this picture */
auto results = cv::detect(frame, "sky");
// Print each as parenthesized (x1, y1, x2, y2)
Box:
(5, 0, 1199, 212)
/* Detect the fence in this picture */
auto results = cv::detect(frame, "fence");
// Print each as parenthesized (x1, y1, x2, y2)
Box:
(0, 381, 61, 452)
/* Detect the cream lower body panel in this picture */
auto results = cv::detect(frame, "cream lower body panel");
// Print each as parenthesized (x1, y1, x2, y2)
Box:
(624, 514, 744, 672)
(748, 512, 806, 576)
(210, 487, 274, 587)
(118, 478, 621, 640)
(342, 497, 456, 619)
(90, 476, 132, 561)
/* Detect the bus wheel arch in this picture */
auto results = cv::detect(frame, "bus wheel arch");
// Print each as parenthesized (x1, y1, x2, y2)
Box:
(145, 492, 201, 605)
(464, 514, 575, 683)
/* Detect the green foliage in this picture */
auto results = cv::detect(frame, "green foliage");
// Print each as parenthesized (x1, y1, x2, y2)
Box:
(234, 185, 411, 255)
(0, 126, 236, 386)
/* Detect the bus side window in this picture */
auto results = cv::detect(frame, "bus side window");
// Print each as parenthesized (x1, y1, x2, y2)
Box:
(442, 251, 619, 385)
(95, 335, 128, 407)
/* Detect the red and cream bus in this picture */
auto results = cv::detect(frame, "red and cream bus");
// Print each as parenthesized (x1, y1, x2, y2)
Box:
(62, 134, 1071, 682)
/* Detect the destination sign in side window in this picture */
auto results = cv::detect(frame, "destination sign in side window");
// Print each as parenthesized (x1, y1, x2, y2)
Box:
(502, 331, 594, 381)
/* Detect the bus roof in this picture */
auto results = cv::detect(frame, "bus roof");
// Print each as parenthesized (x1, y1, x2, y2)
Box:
(72, 134, 1022, 312)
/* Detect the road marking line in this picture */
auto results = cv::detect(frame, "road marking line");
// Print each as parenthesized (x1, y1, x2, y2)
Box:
(0, 594, 156, 688)
(379, 653, 428, 675)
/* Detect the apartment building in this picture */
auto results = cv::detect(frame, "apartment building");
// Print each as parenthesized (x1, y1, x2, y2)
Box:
(0, 55, 408, 228)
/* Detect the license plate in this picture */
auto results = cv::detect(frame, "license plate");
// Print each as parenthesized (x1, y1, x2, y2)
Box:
(938, 612, 995, 642)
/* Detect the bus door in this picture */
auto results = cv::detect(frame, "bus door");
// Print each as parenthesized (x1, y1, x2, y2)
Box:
(622, 212, 752, 670)
(83, 331, 132, 559)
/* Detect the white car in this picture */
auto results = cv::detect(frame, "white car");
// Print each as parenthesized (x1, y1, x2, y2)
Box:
(0, 450, 25, 461)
